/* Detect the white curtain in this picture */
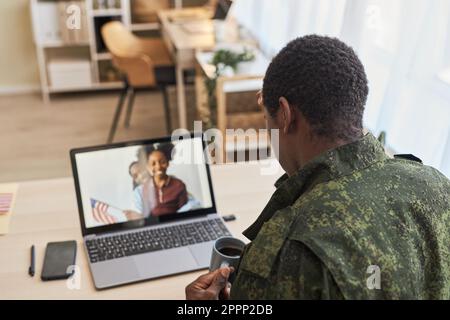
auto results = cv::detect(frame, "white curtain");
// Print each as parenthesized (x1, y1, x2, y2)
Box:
(230, 0, 347, 56)
(341, 0, 450, 177)
(229, 0, 450, 177)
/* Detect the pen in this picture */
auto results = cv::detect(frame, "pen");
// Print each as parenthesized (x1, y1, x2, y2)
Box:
(28, 245, 35, 277)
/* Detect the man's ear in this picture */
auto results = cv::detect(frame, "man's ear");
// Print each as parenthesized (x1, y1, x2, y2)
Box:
(278, 97, 295, 134)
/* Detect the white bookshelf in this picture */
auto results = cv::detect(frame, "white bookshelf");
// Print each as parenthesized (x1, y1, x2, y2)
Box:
(30, 0, 185, 102)
(130, 22, 160, 31)
(91, 8, 124, 17)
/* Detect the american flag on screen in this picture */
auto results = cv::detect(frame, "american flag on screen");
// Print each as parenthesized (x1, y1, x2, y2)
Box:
(0, 193, 13, 215)
(90, 199, 117, 225)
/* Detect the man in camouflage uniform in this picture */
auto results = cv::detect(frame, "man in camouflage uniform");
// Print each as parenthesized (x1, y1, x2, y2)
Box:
(185, 35, 450, 299)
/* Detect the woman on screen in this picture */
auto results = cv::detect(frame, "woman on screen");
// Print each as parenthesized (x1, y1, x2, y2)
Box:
(125, 142, 188, 220)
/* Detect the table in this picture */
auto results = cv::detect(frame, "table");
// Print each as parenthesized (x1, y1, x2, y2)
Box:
(0, 160, 283, 299)
(195, 43, 270, 129)
(158, 8, 215, 129)
(195, 43, 271, 161)
(195, 43, 269, 92)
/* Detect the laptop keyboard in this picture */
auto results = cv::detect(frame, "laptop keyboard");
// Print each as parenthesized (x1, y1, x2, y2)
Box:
(85, 218, 231, 263)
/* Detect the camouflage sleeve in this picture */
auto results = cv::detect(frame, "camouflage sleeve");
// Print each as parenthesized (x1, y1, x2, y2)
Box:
(230, 239, 344, 299)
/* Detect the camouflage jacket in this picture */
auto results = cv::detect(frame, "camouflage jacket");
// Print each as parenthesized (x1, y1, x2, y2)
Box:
(230, 133, 450, 299)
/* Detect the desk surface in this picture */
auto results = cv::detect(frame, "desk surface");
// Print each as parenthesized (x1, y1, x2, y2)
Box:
(0, 160, 282, 299)
(196, 44, 269, 94)
(196, 43, 269, 80)
(158, 8, 215, 51)
(158, 7, 216, 129)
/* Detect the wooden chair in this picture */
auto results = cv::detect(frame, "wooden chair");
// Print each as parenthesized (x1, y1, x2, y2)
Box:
(101, 21, 175, 143)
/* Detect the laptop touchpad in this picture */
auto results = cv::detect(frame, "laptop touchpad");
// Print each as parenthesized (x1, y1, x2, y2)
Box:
(189, 241, 214, 268)
(91, 257, 140, 289)
(134, 247, 198, 278)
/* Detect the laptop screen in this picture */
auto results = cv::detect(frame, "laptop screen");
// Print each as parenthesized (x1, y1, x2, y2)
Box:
(72, 136, 214, 231)
(213, 0, 233, 20)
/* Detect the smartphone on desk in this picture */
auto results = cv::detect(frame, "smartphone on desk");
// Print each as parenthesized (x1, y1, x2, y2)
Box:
(41, 240, 77, 281)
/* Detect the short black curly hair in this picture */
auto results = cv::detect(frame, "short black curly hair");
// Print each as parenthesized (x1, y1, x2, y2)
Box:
(144, 142, 175, 161)
(262, 35, 369, 141)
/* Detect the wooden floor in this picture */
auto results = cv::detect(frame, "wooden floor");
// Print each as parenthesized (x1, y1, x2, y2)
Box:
(0, 87, 197, 183)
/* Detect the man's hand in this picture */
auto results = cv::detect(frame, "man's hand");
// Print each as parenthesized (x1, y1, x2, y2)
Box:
(123, 210, 143, 221)
(185, 267, 234, 300)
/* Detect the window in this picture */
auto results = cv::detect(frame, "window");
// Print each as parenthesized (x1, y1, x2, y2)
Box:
(229, 0, 450, 176)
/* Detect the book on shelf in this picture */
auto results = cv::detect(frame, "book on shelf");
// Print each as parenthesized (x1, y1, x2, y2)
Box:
(58, 1, 89, 44)
(35, 1, 62, 45)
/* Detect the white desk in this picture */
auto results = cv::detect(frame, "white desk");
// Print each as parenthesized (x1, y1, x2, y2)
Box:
(158, 8, 215, 129)
(195, 43, 269, 93)
(0, 160, 282, 299)
(195, 44, 271, 158)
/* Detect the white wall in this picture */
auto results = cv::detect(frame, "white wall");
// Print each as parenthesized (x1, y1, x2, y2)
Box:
(0, 0, 40, 92)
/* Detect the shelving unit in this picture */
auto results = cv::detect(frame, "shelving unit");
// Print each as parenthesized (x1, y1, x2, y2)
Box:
(30, 0, 186, 102)
(130, 22, 160, 31)
(91, 9, 124, 17)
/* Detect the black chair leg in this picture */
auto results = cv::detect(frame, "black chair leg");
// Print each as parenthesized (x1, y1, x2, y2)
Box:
(160, 85, 172, 134)
(107, 83, 128, 144)
(124, 87, 135, 128)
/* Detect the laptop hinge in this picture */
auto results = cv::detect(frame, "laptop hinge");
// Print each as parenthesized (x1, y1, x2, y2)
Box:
(84, 234, 96, 240)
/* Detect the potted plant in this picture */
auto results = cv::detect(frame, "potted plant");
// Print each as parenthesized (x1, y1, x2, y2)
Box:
(202, 48, 255, 128)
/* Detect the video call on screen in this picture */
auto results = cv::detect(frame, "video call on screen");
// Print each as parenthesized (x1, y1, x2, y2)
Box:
(75, 138, 213, 228)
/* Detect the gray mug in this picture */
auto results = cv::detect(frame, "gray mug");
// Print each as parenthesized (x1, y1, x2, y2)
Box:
(210, 236, 246, 283)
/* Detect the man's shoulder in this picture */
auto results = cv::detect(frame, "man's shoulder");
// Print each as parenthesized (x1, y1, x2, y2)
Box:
(297, 155, 448, 203)
(134, 184, 144, 194)
(386, 156, 449, 183)
(288, 157, 450, 237)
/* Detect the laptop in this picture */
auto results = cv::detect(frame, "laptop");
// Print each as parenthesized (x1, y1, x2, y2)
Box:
(213, 0, 233, 20)
(70, 134, 232, 289)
